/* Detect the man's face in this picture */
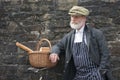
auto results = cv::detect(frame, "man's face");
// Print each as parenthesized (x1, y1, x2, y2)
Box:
(70, 15, 86, 30)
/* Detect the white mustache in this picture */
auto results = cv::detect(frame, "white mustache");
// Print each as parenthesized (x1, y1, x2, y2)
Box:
(71, 22, 78, 24)
(70, 21, 85, 30)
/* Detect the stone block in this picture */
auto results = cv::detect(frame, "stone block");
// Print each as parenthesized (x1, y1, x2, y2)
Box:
(27, 0, 39, 3)
(101, 0, 118, 2)
(1, 55, 18, 64)
(17, 54, 29, 65)
(10, 0, 19, 4)
(112, 68, 120, 80)
(109, 41, 120, 55)
(0, 65, 17, 75)
(57, 0, 78, 10)
(78, 0, 93, 2)
(7, 21, 18, 32)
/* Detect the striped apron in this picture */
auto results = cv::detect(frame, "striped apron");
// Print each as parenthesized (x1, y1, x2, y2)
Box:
(72, 34, 103, 80)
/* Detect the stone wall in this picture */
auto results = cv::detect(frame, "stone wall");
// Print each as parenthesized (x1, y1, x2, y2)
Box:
(0, 0, 120, 80)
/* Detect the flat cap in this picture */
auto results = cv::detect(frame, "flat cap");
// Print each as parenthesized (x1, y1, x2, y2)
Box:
(68, 6, 89, 16)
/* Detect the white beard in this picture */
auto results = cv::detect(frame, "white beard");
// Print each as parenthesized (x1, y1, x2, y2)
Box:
(70, 21, 84, 30)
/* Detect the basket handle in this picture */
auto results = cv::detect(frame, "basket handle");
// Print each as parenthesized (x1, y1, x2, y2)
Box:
(36, 38, 51, 51)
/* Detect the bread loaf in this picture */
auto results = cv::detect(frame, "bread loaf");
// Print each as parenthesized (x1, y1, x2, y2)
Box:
(16, 42, 33, 52)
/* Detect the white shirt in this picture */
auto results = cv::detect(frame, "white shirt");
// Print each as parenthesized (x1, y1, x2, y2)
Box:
(74, 26, 87, 44)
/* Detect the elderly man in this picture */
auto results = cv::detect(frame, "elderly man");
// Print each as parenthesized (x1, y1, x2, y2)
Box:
(49, 6, 113, 80)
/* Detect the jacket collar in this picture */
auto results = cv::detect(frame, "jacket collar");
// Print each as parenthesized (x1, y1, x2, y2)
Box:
(84, 24, 91, 50)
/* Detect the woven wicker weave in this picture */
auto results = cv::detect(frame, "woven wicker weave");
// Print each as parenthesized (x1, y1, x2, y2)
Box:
(29, 38, 57, 68)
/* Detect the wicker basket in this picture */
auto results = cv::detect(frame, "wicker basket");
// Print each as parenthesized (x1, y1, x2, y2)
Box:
(28, 38, 57, 68)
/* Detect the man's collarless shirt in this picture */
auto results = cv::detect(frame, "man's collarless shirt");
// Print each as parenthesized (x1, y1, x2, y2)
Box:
(74, 26, 87, 44)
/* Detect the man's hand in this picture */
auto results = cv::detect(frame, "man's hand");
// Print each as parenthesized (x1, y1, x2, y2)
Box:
(49, 53, 59, 63)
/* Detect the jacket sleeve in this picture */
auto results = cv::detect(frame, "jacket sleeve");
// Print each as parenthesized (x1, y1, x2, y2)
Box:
(51, 35, 67, 55)
(96, 30, 110, 69)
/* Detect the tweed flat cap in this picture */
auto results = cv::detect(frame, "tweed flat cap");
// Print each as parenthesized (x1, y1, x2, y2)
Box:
(68, 6, 89, 16)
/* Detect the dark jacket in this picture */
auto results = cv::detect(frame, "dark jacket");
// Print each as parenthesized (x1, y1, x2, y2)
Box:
(51, 25, 113, 80)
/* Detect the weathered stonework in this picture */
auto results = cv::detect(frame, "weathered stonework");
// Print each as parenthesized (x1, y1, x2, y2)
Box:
(57, 0, 78, 10)
(0, 0, 120, 80)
